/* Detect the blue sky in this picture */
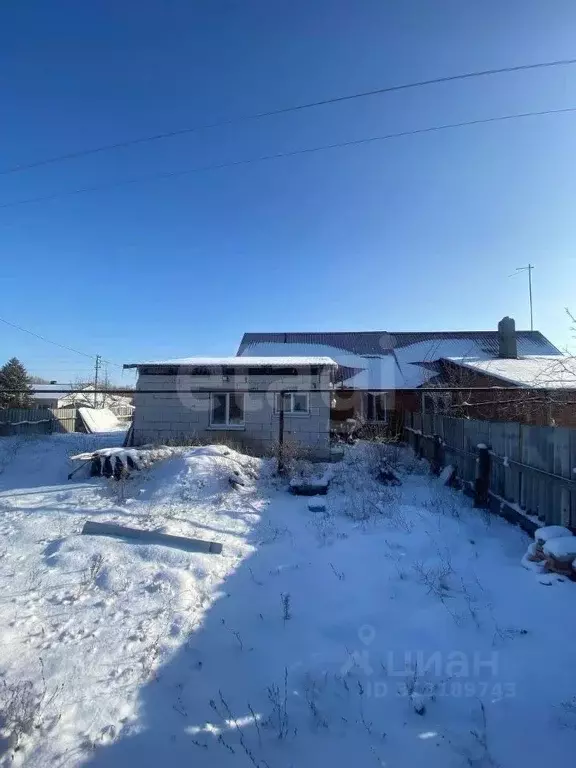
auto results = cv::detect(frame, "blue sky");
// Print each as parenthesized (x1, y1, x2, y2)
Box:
(1, 0, 576, 383)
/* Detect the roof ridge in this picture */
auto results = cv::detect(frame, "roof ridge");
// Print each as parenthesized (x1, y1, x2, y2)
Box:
(241, 330, 389, 335)
(241, 329, 546, 336)
(390, 329, 544, 335)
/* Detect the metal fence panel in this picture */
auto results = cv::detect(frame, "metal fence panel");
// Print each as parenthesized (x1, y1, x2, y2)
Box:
(404, 412, 576, 527)
(521, 425, 551, 521)
(489, 422, 506, 498)
(552, 428, 571, 527)
(570, 430, 576, 527)
(439, 417, 463, 478)
(504, 421, 522, 505)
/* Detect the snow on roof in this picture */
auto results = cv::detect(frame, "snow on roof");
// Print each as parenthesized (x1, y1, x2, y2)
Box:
(239, 333, 564, 390)
(31, 383, 74, 400)
(342, 356, 398, 389)
(446, 356, 576, 388)
(78, 407, 124, 433)
(236, 342, 398, 388)
(393, 338, 494, 388)
(124, 356, 337, 369)
(238, 329, 561, 357)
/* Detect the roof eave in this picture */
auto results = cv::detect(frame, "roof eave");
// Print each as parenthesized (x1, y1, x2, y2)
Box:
(123, 360, 338, 370)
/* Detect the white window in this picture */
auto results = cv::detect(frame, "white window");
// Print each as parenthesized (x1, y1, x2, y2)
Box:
(210, 393, 245, 427)
(274, 392, 309, 415)
(366, 392, 387, 422)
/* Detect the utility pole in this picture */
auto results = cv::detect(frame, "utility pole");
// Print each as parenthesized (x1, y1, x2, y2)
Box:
(514, 264, 535, 330)
(277, 390, 286, 475)
(102, 363, 109, 407)
(93, 355, 101, 407)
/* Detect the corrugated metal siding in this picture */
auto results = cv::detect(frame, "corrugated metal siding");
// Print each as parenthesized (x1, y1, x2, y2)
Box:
(405, 413, 576, 527)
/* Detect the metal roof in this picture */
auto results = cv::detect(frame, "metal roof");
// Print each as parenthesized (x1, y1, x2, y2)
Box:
(238, 332, 395, 356)
(238, 330, 561, 357)
(390, 331, 560, 356)
(31, 383, 74, 399)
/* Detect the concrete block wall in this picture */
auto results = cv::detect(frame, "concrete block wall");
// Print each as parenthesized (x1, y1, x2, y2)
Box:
(132, 368, 333, 457)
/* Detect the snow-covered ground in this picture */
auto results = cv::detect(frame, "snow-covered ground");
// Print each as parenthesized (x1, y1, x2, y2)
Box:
(1, 436, 576, 767)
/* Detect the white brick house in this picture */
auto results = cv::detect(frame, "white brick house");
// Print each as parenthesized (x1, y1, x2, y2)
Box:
(123, 357, 336, 458)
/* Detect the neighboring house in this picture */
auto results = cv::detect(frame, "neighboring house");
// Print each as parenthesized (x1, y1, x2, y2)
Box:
(422, 348, 576, 427)
(75, 387, 134, 416)
(30, 383, 134, 415)
(123, 356, 337, 458)
(238, 318, 563, 427)
(30, 383, 78, 409)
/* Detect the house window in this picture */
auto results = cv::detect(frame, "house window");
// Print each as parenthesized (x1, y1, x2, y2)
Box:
(366, 393, 387, 422)
(274, 392, 309, 414)
(210, 393, 245, 427)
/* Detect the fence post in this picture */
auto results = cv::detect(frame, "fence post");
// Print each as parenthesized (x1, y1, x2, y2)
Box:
(431, 435, 444, 475)
(407, 411, 414, 451)
(413, 430, 422, 459)
(474, 444, 491, 508)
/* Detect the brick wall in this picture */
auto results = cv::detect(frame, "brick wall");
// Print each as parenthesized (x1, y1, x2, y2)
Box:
(403, 360, 576, 427)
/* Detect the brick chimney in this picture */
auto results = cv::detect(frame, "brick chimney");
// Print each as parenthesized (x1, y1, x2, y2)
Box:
(498, 316, 518, 359)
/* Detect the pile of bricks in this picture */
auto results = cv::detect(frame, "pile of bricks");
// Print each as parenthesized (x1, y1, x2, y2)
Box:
(529, 526, 576, 578)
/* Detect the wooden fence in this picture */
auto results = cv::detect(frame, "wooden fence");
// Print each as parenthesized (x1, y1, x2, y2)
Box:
(0, 407, 83, 436)
(404, 411, 576, 529)
(110, 404, 135, 420)
(0, 402, 134, 437)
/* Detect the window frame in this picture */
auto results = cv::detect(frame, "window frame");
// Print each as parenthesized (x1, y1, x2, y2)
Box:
(209, 392, 246, 429)
(274, 391, 310, 416)
(365, 392, 387, 423)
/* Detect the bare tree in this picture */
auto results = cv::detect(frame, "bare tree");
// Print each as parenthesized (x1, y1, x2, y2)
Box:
(420, 358, 574, 426)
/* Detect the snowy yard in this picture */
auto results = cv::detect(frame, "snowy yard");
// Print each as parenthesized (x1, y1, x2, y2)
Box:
(1, 436, 576, 768)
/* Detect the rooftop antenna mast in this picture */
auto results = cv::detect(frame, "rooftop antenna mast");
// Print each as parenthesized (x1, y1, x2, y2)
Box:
(513, 264, 535, 331)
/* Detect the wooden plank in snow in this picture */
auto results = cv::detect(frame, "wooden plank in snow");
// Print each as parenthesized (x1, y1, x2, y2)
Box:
(81, 521, 223, 554)
(289, 482, 328, 496)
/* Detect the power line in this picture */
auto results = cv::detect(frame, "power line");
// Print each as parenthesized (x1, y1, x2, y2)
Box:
(4, 387, 571, 394)
(0, 316, 121, 368)
(1, 105, 575, 211)
(2, 56, 576, 176)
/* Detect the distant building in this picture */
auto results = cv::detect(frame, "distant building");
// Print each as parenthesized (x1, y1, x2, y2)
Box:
(30, 383, 134, 415)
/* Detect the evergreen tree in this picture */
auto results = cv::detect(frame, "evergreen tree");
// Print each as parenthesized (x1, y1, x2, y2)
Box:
(0, 358, 34, 408)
